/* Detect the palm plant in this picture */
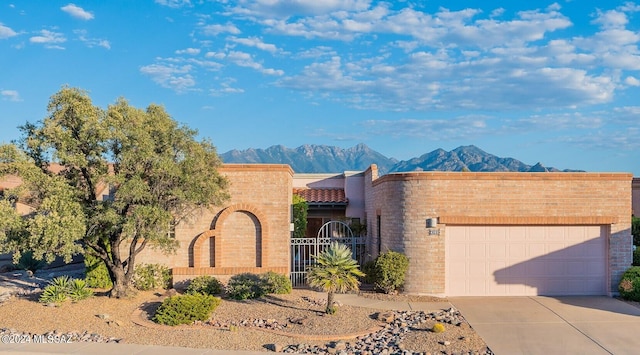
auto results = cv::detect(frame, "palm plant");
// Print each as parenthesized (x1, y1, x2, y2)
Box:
(306, 242, 364, 314)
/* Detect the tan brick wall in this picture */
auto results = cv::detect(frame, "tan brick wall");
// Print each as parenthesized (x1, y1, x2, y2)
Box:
(367, 171, 633, 295)
(137, 164, 293, 285)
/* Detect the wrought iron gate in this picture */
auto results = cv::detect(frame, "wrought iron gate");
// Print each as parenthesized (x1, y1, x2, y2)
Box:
(290, 221, 366, 287)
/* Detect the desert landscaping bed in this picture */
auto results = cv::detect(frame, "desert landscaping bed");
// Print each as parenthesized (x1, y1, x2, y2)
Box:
(0, 286, 491, 354)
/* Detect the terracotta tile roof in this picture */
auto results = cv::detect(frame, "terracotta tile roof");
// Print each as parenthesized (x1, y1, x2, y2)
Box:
(294, 188, 348, 204)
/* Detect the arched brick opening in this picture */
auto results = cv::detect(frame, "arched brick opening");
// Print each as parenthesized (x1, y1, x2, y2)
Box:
(191, 204, 269, 268)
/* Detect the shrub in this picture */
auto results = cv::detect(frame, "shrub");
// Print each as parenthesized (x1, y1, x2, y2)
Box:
(226, 273, 267, 300)
(619, 266, 640, 301)
(261, 271, 292, 295)
(432, 323, 446, 333)
(634, 249, 640, 267)
(13, 251, 47, 273)
(39, 275, 93, 304)
(633, 216, 640, 246)
(133, 264, 172, 291)
(84, 252, 113, 289)
(360, 260, 377, 285)
(39, 283, 68, 305)
(153, 294, 221, 326)
(68, 278, 93, 302)
(373, 251, 409, 294)
(185, 276, 224, 296)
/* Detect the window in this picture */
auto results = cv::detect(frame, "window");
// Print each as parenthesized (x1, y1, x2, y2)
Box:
(167, 218, 177, 239)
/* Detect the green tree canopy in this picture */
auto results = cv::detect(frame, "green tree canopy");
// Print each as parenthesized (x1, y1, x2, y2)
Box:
(292, 194, 308, 238)
(0, 87, 229, 297)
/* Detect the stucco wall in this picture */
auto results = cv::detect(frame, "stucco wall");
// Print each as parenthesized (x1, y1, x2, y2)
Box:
(368, 171, 633, 295)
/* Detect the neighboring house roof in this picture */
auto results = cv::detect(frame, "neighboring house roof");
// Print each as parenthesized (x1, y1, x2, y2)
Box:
(294, 188, 348, 205)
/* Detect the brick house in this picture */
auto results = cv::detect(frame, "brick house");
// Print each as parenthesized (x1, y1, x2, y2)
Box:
(139, 164, 633, 297)
(2, 164, 636, 297)
(363, 166, 632, 296)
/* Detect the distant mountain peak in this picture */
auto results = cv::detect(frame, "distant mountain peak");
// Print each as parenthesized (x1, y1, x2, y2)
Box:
(220, 144, 582, 174)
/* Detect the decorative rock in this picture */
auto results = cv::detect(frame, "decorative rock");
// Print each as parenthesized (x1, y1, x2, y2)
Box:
(376, 311, 395, 323)
(266, 343, 283, 352)
(96, 314, 110, 320)
(289, 316, 309, 325)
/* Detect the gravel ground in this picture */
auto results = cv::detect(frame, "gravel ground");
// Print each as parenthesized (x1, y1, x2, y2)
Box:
(0, 266, 491, 353)
(0, 289, 491, 354)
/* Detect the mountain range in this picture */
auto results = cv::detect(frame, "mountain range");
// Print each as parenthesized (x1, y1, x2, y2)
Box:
(220, 144, 582, 174)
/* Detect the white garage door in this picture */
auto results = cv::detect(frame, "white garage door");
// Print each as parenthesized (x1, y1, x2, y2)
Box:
(446, 225, 606, 296)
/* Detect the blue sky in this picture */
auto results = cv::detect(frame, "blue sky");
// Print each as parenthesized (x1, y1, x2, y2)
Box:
(1, 1, 639, 175)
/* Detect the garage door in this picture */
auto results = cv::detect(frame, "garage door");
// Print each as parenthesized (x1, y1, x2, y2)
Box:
(446, 225, 606, 296)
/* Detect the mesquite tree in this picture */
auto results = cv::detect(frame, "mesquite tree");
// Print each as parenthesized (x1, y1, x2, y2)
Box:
(0, 87, 229, 297)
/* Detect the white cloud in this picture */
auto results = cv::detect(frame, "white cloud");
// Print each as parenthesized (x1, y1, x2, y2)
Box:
(30, 30, 66, 49)
(360, 116, 489, 140)
(202, 23, 241, 36)
(592, 9, 628, 29)
(0, 23, 17, 39)
(74, 30, 110, 49)
(145, 2, 640, 114)
(61, 4, 94, 20)
(1, 90, 21, 102)
(295, 46, 336, 59)
(205, 51, 226, 59)
(140, 64, 196, 93)
(226, 50, 283, 75)
(231, 0, 371, 18)
(503, 113, 603, 132)
(176, 48, 200, 55)
(625, 76, 640, 86)
(208, 77, 244, 96)
(229, 37, 278, 53)
(155, 0, 191, 8)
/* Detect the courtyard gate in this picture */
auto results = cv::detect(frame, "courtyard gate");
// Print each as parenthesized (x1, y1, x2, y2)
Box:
(290, 220, 366, 287)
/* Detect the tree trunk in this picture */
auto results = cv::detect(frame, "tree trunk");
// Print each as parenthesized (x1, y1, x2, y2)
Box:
(326, 291, 335, 314)
(106, 262, 133, 298)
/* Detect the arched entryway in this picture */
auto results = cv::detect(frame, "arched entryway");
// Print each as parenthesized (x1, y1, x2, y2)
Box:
(191, 204, 268, 268)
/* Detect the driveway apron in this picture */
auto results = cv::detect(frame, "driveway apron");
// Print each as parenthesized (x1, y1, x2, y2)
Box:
(450, 296, 640, 355)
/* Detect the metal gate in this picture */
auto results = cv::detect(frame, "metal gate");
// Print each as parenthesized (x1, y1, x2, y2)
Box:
(290, 221, 366, 287)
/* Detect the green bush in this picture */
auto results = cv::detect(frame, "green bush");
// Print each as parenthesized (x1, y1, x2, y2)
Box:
(261, 271, 292, 294)
(360, 260, 377, 284)
(373, 251, 409, 294)
(619, 266, 640, 301)
(133, 263, 172, 291)
(68, 278, 93, 302)
(634, 249, 640, 267)
(39, 281, 68, 305)
(226, 273, 267, 300)
(185, 275, 224, 296)
(39, 275, 93, 304)
(633, 216, 640, 246)
(84, 252, 113, 289)
(153, 294, 221, 326)
(13, 251, 47, 273)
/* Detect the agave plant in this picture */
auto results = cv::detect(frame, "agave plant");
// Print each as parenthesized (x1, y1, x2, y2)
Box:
(306, 242, 364, 314)
(39, 275, 94, 304)
(39, 276, 72, 305)
(68, 278, 93, 302)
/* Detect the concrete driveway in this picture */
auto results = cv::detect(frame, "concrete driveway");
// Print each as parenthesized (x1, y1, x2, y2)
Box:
(450, 296, 640, 355)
